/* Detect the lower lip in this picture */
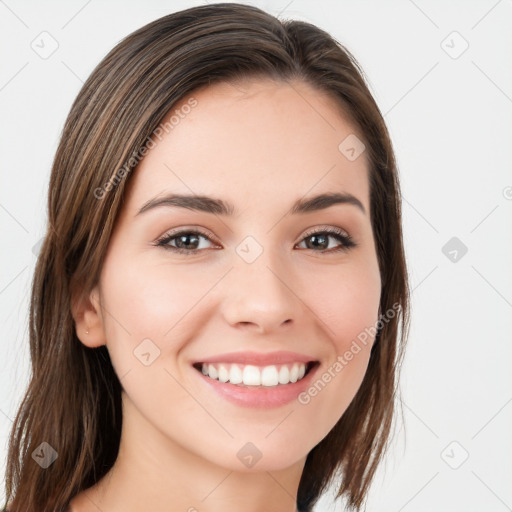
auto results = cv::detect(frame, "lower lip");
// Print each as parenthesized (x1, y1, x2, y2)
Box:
(194, 364, 319, 409)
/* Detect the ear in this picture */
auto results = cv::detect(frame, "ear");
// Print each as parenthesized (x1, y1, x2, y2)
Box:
(71, 284, 107, 348)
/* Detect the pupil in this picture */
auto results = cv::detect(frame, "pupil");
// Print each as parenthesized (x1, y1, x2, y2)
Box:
(177, 233, 198, 249)
(308, 234, 327, 249)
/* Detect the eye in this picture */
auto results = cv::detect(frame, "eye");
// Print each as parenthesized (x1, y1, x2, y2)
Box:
(155, 226, 356, 255)
(296, 226, 356, 253)
(156, 228, 219, 255)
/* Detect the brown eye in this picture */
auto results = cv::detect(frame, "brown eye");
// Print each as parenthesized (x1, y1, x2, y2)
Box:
(297, 227, 356, 253)
(156, 229, 218, 255)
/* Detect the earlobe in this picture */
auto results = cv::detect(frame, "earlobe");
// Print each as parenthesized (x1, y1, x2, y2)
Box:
(71, 285, 107, 348)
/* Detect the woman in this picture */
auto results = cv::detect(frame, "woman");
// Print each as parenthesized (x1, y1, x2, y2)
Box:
(3, 3, 410, 511)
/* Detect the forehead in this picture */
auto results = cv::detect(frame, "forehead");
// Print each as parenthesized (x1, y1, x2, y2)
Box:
(124, 78, 370, 215)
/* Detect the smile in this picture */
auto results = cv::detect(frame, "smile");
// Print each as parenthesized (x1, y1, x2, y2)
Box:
(191, 350, 321, 408)
(193, 361, 317, 387)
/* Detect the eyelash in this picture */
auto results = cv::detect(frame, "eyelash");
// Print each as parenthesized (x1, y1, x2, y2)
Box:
(155, 226, 356, 256)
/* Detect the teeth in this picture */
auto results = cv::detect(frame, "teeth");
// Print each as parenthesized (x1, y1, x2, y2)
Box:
(199, 362, 308, 386)
(278, 365, 289, 384)
(229, 364, 243, 384)
(261, 365, 279, 386)
(218, 364, 230, 383)
(208, 364, 218, 380)
(243, 365, 261, 385)
(289, 363, 299, 383)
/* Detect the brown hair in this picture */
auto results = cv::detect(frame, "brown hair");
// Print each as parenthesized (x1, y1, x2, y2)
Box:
(3, 3, 410, 511)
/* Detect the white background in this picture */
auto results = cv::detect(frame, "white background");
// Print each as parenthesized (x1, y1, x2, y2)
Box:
(1, 1, 511, 511)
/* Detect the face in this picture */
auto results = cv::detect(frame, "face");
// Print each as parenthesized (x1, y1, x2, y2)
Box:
(83, 78, 381, 472)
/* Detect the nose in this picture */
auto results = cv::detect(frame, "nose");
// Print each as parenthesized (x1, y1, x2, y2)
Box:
(220, 248, 302, 334)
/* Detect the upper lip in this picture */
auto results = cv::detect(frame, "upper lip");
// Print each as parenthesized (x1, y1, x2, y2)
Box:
(194, 351, 318, 366)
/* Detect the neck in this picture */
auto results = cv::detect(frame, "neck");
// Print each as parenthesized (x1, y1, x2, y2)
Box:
(71, 392, 305, 512)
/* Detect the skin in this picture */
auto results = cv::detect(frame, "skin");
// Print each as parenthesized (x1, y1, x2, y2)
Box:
(69, 78, 381, 512)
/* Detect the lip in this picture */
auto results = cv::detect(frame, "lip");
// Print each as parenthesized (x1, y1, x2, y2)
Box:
(193, 350, 317, 366)
(193, 360, 320, 409)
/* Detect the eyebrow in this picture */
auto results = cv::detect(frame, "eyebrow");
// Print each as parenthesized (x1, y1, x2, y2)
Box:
(136, 191, 366, 217)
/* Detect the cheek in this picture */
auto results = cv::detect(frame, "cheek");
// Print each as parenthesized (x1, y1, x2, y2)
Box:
(101, 253, 213, 347)
(311, 259, 381, 347)
(98, 252, 232, 406)
(98, 254, 211, 416)
(296, 260, 380, 427)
